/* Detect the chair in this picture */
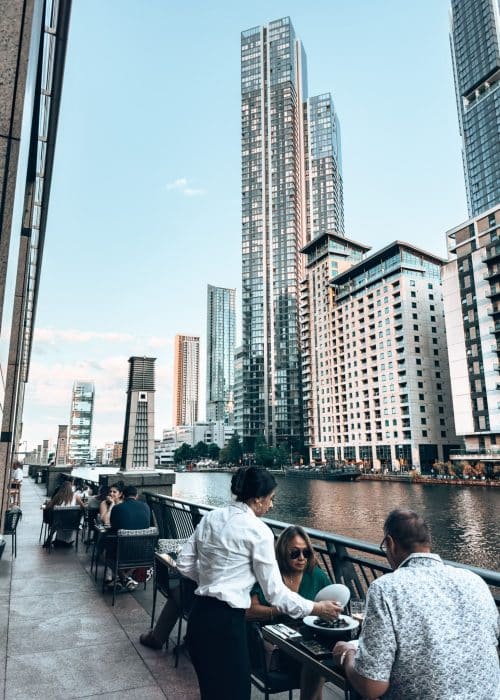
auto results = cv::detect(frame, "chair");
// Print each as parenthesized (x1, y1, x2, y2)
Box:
(102, 527, 158, 605)
(83, 506, 100, 549)
(4, 508, 22, 558)
(9, 481, 21, 506)
(246, 622, 299, 700)
(45, 506, 83, 554)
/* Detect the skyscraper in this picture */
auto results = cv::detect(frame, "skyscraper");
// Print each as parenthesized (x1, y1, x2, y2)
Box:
(0, 0, 71, 526)
(55, 425, 68, 465)
(206, 285, 236, 424)
(173, 335, 200, 426)
(241, 17, 344, 449)
(68, 381, 94, 463)
(121, 356, 156, 471)
(450, 0, 500, 216)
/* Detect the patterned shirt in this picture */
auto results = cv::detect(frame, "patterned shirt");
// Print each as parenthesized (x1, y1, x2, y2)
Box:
(354, 553, 500, 700)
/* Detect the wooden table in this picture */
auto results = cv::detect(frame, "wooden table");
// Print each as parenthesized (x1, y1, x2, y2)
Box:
(261, 624, 362, 700)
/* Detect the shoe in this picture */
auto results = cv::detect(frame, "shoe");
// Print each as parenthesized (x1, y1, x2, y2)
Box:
(125, 576, 139, 591)
(145, 567, 153, 582)
(139, 630, 163, 650)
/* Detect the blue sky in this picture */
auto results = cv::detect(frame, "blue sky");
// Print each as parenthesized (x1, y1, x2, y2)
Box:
(24, 0, 467, 451)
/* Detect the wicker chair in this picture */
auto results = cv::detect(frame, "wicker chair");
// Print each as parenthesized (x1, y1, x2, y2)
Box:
(45, 506, 83, 554)
(4, 508, 22, 558)
(102, 527, 158, 605)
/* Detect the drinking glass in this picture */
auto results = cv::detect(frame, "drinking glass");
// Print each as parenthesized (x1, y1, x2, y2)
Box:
(350, 599, 365, 623)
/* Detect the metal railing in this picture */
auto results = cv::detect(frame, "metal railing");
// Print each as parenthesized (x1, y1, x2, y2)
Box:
(144, 492, 500, 607)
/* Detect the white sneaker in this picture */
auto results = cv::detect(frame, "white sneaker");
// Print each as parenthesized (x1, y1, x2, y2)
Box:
(125, 576, 138, 590)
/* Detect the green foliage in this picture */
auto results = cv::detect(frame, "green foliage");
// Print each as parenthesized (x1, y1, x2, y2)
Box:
(174, 442, 194, 464)
(207, 443, 220, 460)
(254, 435, 274, 468)
(193, 441, 209, 459)
(219, 433, 243, 465)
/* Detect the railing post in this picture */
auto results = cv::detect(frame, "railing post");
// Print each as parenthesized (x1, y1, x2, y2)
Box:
(327, 541, 365, 599)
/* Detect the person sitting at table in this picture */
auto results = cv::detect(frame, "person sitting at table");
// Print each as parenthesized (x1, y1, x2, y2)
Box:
(98, 483, 124, 527)
(332, 509, 500, 700)
(246, 525, 331, 700)
(43, 480, 84, 547)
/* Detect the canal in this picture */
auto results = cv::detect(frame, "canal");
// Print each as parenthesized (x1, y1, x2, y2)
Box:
(173, 473, 500, 571)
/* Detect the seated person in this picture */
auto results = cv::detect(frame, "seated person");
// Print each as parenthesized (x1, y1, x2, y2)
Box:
(332, 509, 500, 700)
(43, 480, 84, 547)
(98, 483, 124, 526)
(247, 525, 331, 700)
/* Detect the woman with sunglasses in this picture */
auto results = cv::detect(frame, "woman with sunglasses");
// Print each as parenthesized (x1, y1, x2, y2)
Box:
(176, 466, 341, 700)
(247, 525, 331, 700)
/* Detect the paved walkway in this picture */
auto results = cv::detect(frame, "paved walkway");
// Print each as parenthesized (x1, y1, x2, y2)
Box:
(0, 477, 342, 700)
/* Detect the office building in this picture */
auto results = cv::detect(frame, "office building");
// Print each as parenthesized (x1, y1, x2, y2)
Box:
(156, 421, 236, 466)
(241, 17, 344, 448)
(305, 241, 457, 471)
(442, 205, 500, 472)
(206, 285, 236, 424)
(450, 0, 500, 216)
(0, 0, 71, 526)
(121, 356, 156, 471)
(173, 334, 200, 426)
(68, 382, 94, 463)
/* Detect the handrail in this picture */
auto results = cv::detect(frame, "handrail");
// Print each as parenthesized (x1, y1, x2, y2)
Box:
(143, 491, 500, 605)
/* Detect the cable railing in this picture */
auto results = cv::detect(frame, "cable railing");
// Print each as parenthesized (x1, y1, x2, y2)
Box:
(144, 492, 500, 607)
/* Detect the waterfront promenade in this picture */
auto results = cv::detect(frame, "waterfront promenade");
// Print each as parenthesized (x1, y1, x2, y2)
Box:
(0, 478, 343, 700)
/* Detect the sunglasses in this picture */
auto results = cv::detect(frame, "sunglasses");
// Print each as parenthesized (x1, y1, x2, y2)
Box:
(289, 547, 312, 560)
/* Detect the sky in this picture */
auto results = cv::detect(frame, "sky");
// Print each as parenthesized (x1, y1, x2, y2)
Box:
(23, 0, 468, 452)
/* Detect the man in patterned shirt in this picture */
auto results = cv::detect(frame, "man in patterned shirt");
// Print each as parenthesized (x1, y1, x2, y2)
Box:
(333, 509, 499, 699)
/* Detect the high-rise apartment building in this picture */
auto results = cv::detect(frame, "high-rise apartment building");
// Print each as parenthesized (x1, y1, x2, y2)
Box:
(68, 382, 94, 463)
(121, 356, 156, 471)
(450, 0, 500, 217)
(442, 205, 500, 472)
(0, 0, 71, 526)
(206, 285, 236, 424)
(173, 335, 200, 426)
(241, 17, 344, 449)
(305, 242, 457, 471)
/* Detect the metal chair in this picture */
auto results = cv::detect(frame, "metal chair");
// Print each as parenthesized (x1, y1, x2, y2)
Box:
(45, 506, 83, 553)
(246, 622, 299, 700)
(102, 527, 158, 605)
(4, 508, 22, 558)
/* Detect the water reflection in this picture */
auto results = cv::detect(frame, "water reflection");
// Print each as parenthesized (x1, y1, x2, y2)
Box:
(173, 473, 500, 570)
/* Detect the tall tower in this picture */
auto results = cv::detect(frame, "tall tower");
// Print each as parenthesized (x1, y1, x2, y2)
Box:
(173, 335, 200, 426)
(121, 356, 156, 471)
(241, 17, 344, 449)
(68, 382, 94, 463)
(55, 425, 68, 465)
(206, 285, 236, 424)
(450, 0, 500, 216)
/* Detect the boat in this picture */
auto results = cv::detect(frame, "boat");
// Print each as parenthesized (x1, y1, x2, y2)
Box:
(284, 464, 361, 481)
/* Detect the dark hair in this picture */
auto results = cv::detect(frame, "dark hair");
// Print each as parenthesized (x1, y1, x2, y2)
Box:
(384, 509, 431, 550)
(124, 484, 138, 498)
(231, 466, 276, 502)
(50, 481, 74, 507)
(109, 482, 124, 495)
(276, 525, 317, 575)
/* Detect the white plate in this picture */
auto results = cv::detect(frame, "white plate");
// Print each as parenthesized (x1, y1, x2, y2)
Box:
(314, 583, 350, 606)
(303, 614, 359, 634)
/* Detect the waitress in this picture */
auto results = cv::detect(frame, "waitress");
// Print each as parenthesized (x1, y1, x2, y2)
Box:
(176, 466, 342, 700)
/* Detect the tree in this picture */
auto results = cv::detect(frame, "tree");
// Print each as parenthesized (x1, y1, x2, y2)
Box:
(220, 433, 243, 465)
(254, 435, 274, 468)
(207, 443, 220, 460)
(174, 443, 194, 464)
(273, 445, 288, 467)
(193, 441, 208, 459)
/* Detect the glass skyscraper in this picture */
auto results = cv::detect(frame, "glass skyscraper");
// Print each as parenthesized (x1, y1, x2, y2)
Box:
(450, 0, 500, 216)
(206, 285, 236, 424)
(68, 381, 94, 463)
(240, 17, 344, 449)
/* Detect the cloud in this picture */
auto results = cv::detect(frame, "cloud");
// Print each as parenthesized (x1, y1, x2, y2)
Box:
(165, 177, 205, 196)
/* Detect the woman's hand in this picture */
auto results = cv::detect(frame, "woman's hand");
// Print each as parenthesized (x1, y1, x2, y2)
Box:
(312, 600, 343, 620)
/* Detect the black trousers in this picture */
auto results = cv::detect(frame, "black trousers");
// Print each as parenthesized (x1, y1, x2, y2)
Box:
(186, 595, 250, 700)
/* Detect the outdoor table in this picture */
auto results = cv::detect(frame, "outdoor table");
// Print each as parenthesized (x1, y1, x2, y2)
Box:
(262, 623, 363, 700)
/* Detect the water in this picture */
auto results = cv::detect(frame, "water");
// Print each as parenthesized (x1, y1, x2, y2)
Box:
(173, 473, 500, 571)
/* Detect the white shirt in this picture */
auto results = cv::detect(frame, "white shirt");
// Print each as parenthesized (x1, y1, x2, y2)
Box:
(176, 501, 314, 618)
(12, 467, 23, 482)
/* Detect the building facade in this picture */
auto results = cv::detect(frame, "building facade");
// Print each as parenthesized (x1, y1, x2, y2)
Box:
(0, 0, 71, 526)
(450, 0, 500, 217)
(156, 421, 236, 466)
(121, 356, 156, 471)
(240, 17, 344, 449)
(306, 242, 457, 471)
(68, 382, 94, 463)
(442, 206, 500, 472)
(206, 285, 236, 424)
(173, 335, 200, 426)
(55, 425, 68, 465)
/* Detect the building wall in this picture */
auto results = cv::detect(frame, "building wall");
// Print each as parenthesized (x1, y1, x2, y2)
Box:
(206, 285, 235, 424)
(173, 334, 200, 426)
(121, 356, 156, 471)
(68, 382, 94, 463)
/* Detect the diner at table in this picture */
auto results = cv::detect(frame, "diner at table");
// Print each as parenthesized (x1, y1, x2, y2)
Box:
(332, 509, 500, 700)
(98, 482, 124, 526)
(42, 480, 84, 547)
(176, 465, 341, 700)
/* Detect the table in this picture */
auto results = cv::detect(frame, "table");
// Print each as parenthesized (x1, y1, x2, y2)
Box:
(262, 624, 362, 700)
